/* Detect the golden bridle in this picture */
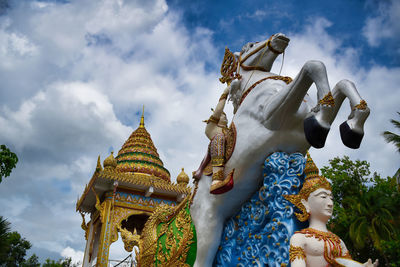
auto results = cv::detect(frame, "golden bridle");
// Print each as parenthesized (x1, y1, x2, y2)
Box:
(238, 35, 285, 73)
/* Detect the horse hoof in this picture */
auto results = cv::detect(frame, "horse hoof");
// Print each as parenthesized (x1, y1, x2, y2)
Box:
(340, 121, 363, 149)
(304, 116, 330, 148)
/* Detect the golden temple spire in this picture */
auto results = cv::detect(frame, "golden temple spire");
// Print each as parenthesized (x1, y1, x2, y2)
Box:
(96, 155, 103, 172)
(139, 105, 145, 128)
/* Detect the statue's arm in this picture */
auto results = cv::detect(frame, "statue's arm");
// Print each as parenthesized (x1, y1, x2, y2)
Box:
(212, 86, 230, 119)
(289, 234, 307, 267)
(339, 239, 378, 267)
(205, 86, 230, 135)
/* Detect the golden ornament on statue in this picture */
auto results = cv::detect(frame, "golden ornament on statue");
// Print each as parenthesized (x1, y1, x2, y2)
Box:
(219, 47, 240, 84)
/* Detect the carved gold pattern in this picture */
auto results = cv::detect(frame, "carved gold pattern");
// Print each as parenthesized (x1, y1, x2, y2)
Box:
(110, 206, 152, 245)
(353, 100, 367, 110)
(97, 199, 113, 267)
(103, 152, 117, 169)
(176, 168, 189, 186)
(297, 228, 349, 267)
(212, 169, 225, 182)
(92, 188, 105, 223)
(240, 76, 293, 105)
(220, 47, 240, 84)
(137, 196, 195, 267)
(204, 122, 236, 176)
(118, 225, 141, 252)
(79, 212, 89, 240)
(289, 245, 306, 262)
(318, 92, 335, 107)
(115, 113, 171, 182)
(203, 115, 220, 124)
(284, 152, 332, 222)
(76, 170, 191, 212)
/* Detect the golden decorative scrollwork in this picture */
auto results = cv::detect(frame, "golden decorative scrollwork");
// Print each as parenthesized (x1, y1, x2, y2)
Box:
(353, 100, 367, 110)
(92, 188, 105, 223)
(110, 207, 151, 246)
(319, 92, 335, 107)
(289, 245, 306, 262)
(220, 47, 240, 84)
(204, 122, 236, 176)
(118, 225, 141, 252)
(137, 196, 195, 267)
(79, 212, 90, 240)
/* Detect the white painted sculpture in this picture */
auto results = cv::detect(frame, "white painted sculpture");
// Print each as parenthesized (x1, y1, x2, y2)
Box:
(191, 33, 370, 266)
(285, 153, 378, 267)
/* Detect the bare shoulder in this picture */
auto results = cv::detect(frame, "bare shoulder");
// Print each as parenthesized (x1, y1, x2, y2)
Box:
(290, 232, 306, 247)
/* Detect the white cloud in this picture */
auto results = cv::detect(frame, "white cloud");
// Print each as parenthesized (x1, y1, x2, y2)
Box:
(362, 0, 400, 47)
(61, 247, 84, 265)
(0, 1, 398, 265)
(273, 17, 400, 178)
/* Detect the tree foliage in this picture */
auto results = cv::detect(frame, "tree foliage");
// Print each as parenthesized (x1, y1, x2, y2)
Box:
(42, 257, 79, 267)
(321, 156, 400, 267)
(382, 112, 400, 153)
(0, 216, 78, 266)
(0, 144, 18, 182)
(0, 229, 32, 267)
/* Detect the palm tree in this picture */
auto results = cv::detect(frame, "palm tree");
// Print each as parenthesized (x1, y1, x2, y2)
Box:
(382, 112, 400, 153)
(0, 216, 11, 256)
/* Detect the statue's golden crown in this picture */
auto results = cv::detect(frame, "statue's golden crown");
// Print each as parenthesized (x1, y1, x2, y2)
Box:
(284, 152, 331, 221)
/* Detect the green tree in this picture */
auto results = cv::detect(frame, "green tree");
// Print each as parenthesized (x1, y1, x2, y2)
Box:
(0, 144, 18, 182)
(0, 216, 11, 254)
(22, 254, 41, 267)
(321, 156, 400, 266)
(42, 257, 78, 267)
(382, 112, 400, 153)
(0, 231, 32, 267)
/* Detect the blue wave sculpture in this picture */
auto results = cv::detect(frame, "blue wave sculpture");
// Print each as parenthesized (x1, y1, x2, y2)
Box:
(214, 152, 307, 267)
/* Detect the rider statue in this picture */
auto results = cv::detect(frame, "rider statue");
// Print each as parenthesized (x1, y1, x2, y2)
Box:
(285, 153, 378, 267)
(194, 86, 232, 194)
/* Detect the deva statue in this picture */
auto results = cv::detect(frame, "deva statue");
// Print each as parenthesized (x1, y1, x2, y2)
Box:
(194, 86, 234, 194)
(191, 33, 370, 266)
(285, 153, 379, 267)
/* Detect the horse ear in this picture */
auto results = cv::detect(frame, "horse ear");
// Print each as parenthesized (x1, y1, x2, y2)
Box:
(234, 52, 240, 59)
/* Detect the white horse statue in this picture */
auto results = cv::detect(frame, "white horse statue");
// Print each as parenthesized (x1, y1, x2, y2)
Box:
(190, 33, 370, 266)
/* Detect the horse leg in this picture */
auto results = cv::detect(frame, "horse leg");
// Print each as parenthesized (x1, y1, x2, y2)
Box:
(266, 60, 334, 148)
(330, 79, 370, 148)
(191, 177, 225, 267)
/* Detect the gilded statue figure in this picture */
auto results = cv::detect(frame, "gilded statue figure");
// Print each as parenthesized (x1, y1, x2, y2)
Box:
(193, 86, 234, 195)
(285, 153, 379, 267)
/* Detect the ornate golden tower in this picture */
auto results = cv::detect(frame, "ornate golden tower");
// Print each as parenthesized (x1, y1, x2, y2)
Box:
(76, 111, 191, 267)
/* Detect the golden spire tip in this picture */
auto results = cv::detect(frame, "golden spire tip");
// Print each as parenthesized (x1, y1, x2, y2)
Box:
(140, 105, 145, 128)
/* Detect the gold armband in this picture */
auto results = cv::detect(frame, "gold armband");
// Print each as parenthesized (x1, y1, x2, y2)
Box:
(289, 245, 306, 262)
(219, 92, 228, 101)
(203, 115, 220, 124)
(353, 100, 367, 111)
(318, 92, 335, 107)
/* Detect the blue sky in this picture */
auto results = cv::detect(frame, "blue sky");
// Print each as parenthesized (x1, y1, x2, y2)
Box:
(168, 0, 399, 68)
(0, 0, 398, 264)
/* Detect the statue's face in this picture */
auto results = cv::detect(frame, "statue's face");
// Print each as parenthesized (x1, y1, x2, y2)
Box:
(302, 188, 333, 222)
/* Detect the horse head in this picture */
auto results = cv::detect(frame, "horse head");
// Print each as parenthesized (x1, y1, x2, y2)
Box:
(229, 33, 290, 112)
(236, 33, 290, 72)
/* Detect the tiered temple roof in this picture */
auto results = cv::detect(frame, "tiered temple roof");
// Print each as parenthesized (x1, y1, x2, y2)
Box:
(116, 114, 170, 182)
(76, 111, 191, 213)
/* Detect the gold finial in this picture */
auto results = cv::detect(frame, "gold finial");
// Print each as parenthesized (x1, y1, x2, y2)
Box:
(177, 167, 189, 186)
(103, 151, 117, 169)
(140, 105, 145, 128)
(96, 155, 103, 172)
